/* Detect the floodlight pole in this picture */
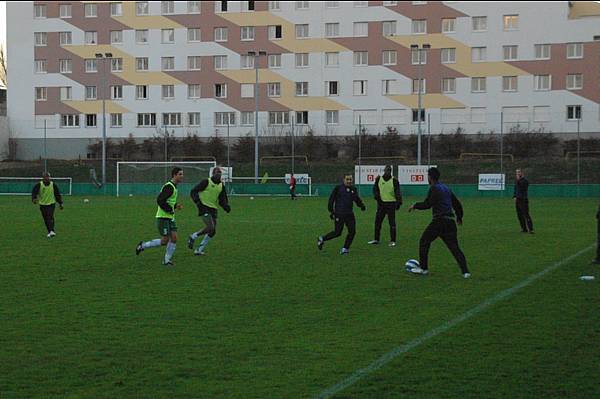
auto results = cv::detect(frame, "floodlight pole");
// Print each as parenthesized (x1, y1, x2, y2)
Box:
(96, 52, 112, 193)
(411, 43, 430, 166)
(249, 50, 266, 183)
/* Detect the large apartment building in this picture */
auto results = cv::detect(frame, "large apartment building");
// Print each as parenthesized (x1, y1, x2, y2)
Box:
(6, 1, 600, 159)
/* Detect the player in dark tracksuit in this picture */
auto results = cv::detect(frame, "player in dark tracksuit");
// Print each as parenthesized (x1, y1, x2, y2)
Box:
(31, 172, 64, 238)
(408, 167, 470, 278)
(593, 203, 600, 264)
(513, 169, 534, 234)
(368, 165, 403, 247)
(318, 174, 366, 255)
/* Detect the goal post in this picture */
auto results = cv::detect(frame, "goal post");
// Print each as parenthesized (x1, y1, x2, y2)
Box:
(0, 177, 73, 196)
(228, 176, 313, 197)
(116, 161, 216, 197)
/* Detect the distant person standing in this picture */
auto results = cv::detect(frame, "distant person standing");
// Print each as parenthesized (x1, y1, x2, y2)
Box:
(368, 165, 402, 247)
(31, 172, 64, 238)
(289, 173, 297, 200)
(593, 202, 600, 264)
(514, 169, 534, 234)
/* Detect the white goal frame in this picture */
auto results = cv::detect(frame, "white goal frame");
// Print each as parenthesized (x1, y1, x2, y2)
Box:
(228, 176, 313, 197)
(0, 177, 73, 196)
(116, 161, 216, 197)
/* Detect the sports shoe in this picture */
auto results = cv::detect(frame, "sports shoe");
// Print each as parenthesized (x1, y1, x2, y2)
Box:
(529, 230, 535, 234)
(47, 231, 56, 238)
(187, 235, 195, 250)
(162, 260, 174, 266)
(317, 236, 324, 251)
(367, 240, 380, 245)
(463, 272, 471, 279)
(591, 259, 600, 265)
(340, 248, 350, 255)
(136, 241, 144, 255)
(194, 250, 205, 256)
(409, 266, 429, 275)
(388, 241, 396, 247)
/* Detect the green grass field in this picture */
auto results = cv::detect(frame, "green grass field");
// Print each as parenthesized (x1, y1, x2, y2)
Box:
(1, 195, 599, 398)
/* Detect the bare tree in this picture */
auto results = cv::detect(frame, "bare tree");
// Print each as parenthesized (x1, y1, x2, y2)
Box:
(0, 44, 7, 88)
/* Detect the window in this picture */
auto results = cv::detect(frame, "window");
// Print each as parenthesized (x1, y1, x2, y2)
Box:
(137, 113, 157, 127)
(241, 26, 255, 41)
(136, 2, 149, 15)
(34, 32, 47, 46)
(85, 114, 97, 127)
(110, 30, 123, 44)
(188, 28, 201, 42)
(268, 54, 281, 68)
(85, 86, 97, 100)
(471, 77, 486, 93)
(111, 2, 123, 16)
(296, 111, 309, 125)
(412, 109, 425, 123)
(295, 53, 309, 67)
(502, 107, 528, 123)
(214, 55, 228, 70)
(214, 27, 228, 42)
(269, 111, 290, 125)
(110, 113, 123, 127)
(111, 58, 123, 71)
(296, 1, 309, 9)
(35, 87, 47, 101)
(188, 56, 201, 70)
(111, 85, 123, 100)
(502, 76, 518, 92)
(188, 112, 201, 126)
(215, 112, 236, 126)
(566, 105, 581, 121)
(382, 79, 399, 95)
(566, 74, 583, 90)
(188, 1, 201, 13)
(161, 1, 174, 14)
(34, 60, 47, 74)
(326, 0, 340, 7)
(382, 50, 397, 65)
(241, 84, 254, 98)
(383, 21, 396, 36)
(412, 79, 426, 94)
(382, 109, 405, 125)
(384, 0, 398, 5)
(85, 31, 98, 45)
(354, 109, 377, 125)
(241, 1, 255, 11)
(85, 3, 98, 17)
(354, 1, 368, 7)
(61, 115, 79, 127)
(533, 106, 550, 122)
(326, 81, 339, 96)
(295, 82, 308, 96)
(269, 1, 280, 11)
(412, 20, 426, 34)
(411, 1, 426, 4)
(296, 24, 309, 39)
(136, 57, 149, 71)
(136, 30, 149, 44)
(34, 4, 47, 18)
(471, 107, 486, 123)
(354, 51, 368, 66)
(268, 25, 282, 39)
(503, 14, 519, 30)
(136, 85, 149, 99)
(59, 59, 72, 73)
(267, 82, 281, 97)
(215, 83, 227, 98)
(215, 1, 228, 12)
(162, 29, 175, 44)
(161, 57, 175, 71)
(441, 48, 456, 64)
(534, 75, 550, 91)
(59, 4, 72, 18)
(442, 78, 456, 94)
(472, 16, 487, 31)
(325, 23, 340, 38)
(325, 52, 339, 67)
(503, 45, 518, 61)
(442, 18, 456, 33)
(188, 84, 201, 98)
(163, 113, 182, 126)
(58, 32, 72, 46)
(353, 22, 368, 37)
(472, 47, 487, 62)
(241, 55, 254, 69)
(441, 108, 465, 124)
(411, 49, 426, 65)
(60, 87, 72, 100)
(353, 80, 367, 95)
(566, 43, 583, 59)
(85, 59, 98, 73)
(326, 110, 339, 124)
(241, 112, 254, 126)
(534, 44, 551, 60)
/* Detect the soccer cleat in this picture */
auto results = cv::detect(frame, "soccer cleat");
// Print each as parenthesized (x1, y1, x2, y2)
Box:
(187, 235, 195, 250)
(409, 266, 429, 275)
(340, 248, 349, 255)
(49, 231, 56, 237)
(162, 260, 174, 266)
(463, 272, 471, 279)
(317, 236, 324, 251)
(194, 250, 205, 256)
(136, 241, 144, 255)
(591, 259, 600, 265)
(388, 241, 396, 247)
(367, 240, 380, 245)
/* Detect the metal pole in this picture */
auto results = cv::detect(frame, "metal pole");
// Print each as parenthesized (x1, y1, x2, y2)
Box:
(291, 117, 295, 175)
(358, 116, 362, 195)
(500, 111, 504, 177)
(254, 57, 259, 183)
(427, 112, 431, 166)
(44, 120, 47, 173)
(101, 57, 107, 191)
(227, 119, 230, 172)
(577, 118, 581, 197)
(417, 48, 422, 165)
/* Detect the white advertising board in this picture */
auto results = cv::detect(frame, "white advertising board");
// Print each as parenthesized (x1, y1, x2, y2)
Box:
(354, 165, 387, 185)
(397, 165, 437, 185)
(478, 174, 505, 190)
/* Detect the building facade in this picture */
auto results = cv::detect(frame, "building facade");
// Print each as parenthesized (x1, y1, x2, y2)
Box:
(7, 1, 600, 159)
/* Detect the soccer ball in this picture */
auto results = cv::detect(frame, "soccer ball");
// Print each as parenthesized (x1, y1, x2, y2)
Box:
(250, 196, 255, 200)
(129, 194, 133, 197)
(405, 259, 420, 272)
(83, 199, 90, 203)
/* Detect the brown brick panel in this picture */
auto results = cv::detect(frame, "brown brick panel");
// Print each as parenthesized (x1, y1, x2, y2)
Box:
(370, 1, 469, 34)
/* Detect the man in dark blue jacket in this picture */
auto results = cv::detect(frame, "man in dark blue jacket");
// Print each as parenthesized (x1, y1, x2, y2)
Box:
(514, 168, 534, 233)
(318, 174, 366, 255)
(593, 203, 600, 264)
(408, 167, 470, 278)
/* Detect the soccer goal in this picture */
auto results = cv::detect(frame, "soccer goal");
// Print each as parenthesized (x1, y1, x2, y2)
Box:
(0, 177, 73, 196)
(228, 176, 313, 197)
(116, 161, 216, 197)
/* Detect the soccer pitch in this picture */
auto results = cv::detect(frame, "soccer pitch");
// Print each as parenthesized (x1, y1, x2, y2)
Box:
(1, 195, 598, 398)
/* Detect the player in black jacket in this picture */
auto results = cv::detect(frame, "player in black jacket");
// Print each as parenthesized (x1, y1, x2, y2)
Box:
(368, 165, 403, 247)
(318, 174, 366, 255)
(593, 203, 600, 264)
(513, 169, 534, 233)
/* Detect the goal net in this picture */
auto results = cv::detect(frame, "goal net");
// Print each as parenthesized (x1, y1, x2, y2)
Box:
(116, 161, 216, 197)
(0, 177, 73, 196)
(228, 176, 313, 196)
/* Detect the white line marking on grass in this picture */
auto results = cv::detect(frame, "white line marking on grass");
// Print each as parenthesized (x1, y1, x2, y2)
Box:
(315, 244, 595, 399)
